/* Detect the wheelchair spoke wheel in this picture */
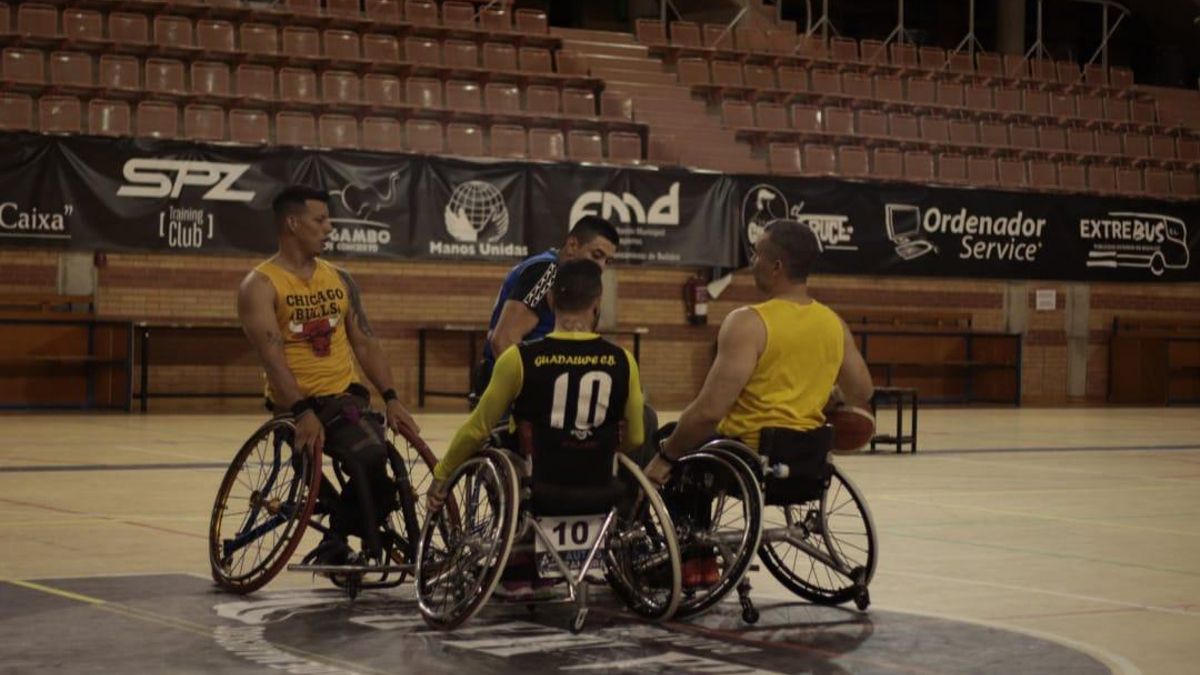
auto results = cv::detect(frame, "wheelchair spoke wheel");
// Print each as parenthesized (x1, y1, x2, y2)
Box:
(209, 418, 320, 594)
(669, 450, 763, 618)
(604, 454, 682, 622)
(389, 428, 450, 534)
(416, 450, 519, 630)
(758, 464, 877, 606)
(373, 439, 426, 585)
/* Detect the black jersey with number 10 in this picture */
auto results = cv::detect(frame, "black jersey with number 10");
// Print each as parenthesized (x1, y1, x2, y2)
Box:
(512, 335, 631, 464)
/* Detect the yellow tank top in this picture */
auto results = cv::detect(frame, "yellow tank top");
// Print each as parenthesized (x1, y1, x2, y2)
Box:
(716, 298, 845, 450)
(254, 258, 357, 400)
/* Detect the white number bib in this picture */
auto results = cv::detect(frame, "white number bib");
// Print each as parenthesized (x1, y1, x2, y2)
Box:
(535, 515, 605, 556)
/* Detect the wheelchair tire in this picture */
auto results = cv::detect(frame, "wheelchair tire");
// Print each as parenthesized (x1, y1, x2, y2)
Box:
(670, 449, 763, 618)
(416, 448, 520, 630)
(758, 464, 877, 606)
(604, 453, 682, 622)
(389, 427, 445, 532)
(209, 418, 321, 594)
(376, 441, 424, 584)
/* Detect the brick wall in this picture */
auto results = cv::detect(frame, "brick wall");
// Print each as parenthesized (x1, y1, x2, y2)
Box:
(7, 248, 1198, 408)
(0, 249, 60, 293)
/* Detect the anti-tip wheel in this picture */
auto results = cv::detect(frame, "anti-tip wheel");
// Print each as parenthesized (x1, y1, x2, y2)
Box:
(854, 589, 871, 611)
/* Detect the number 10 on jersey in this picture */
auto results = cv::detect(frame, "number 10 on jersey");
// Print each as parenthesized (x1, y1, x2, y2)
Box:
(549, 370, 613, 430)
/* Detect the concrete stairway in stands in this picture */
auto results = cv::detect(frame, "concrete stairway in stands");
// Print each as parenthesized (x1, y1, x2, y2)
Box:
(552, 27, 766, 174)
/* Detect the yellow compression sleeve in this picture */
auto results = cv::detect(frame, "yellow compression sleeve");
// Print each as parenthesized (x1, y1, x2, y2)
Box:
(433, 346, 524, 481)
(621, 349, 645, 453)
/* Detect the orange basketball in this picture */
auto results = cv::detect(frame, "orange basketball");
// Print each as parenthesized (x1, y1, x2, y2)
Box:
(827, 406, 876, 454)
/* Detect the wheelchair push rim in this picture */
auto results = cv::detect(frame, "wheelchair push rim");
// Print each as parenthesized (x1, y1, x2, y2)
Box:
(603, 453, 683, 622)
(670, 449, 764, 618)
(758, 463, 877, 606)
(358, 428, 442, 587)
(209, 418, 321, 594)
(415, 448, 520, 630)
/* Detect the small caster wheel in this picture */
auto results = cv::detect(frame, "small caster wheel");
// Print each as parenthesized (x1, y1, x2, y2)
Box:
(742, 607, 760, 624)
(854, 589, 870, 611)
(345, 577, 361, 601)
(570, 610, 587, 634)
(850, 566, 867, 585)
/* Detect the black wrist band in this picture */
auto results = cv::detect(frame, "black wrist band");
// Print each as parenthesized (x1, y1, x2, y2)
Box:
(290, 398, 316, 418)
(382, 388, 398, 403)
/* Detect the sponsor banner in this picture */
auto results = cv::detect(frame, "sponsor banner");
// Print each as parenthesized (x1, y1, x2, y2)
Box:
(734, 175, 1200, 281)
(411, 156, 530, 260)
(1, 133, 1197, 281)
(530, 164, 742, 267)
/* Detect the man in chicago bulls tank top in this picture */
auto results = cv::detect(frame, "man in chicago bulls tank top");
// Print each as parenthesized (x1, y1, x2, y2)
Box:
(237, 185, 419, 565)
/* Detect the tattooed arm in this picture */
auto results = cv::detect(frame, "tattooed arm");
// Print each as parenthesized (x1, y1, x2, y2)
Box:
(238, 270, 323, 453)
(339, 268, 420, 435)
(238, 270, 305, 409)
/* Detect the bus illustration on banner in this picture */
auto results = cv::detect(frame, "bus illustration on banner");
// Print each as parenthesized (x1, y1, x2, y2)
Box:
(1083, 212, 1189, 277)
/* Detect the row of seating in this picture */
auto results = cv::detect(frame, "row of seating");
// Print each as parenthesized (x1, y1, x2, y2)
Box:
(0, 1, 552, 47)
(0, 50, 633, 124)
(635, 18, 1134, 96)
(767, 143, 1200, 198)
(3, 12, 560, 69)
(681, 60, 1176, 133)
(0, 93, 644, 162)
(724, 102, 1200, 169)
(1, 39, 593, 90)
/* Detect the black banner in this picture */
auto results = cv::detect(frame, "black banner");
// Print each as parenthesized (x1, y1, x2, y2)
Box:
(736, 176, 1200, 282)
(1, 132, 1197, 281)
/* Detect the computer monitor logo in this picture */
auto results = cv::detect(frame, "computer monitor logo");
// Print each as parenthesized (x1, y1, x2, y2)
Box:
(885, 204, 938, 260)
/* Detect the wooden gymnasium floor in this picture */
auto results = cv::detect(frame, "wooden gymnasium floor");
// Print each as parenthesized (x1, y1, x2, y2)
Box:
(1, 407, 1198, 674)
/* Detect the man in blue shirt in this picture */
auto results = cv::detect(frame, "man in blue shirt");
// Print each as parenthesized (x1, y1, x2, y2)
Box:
(472, 216, 620, 399)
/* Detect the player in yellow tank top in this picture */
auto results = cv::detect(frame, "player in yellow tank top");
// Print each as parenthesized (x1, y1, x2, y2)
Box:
(237, 185, 419, 564)
(648, 219, 874, 484)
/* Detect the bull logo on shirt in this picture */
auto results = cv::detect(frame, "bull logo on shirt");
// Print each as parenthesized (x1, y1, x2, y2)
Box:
(288, 315, 340, 357)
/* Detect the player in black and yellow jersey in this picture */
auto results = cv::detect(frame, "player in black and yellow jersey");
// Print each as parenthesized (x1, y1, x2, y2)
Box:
(429, 259, 645, 597)
(647, 219, 874, 586)
(237, 185, 419, 565)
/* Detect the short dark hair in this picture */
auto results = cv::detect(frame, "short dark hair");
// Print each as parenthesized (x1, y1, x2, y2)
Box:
(762, 219, 822, 281)
(567, 215, 619, 249)
(273, 185, 328, 225)
(550, 259, 604, 313)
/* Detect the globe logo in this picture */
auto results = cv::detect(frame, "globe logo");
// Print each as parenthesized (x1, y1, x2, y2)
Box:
(443, 181, 510, 243)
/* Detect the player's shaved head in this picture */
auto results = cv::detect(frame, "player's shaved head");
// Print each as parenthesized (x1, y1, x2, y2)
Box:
(551, 259, 603, 313)
(761, 220, 822, 282)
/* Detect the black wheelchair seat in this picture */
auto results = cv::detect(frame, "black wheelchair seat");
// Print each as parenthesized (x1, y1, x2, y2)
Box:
(517, 420, 623, 517)
(760, 425, 834, 506)
(531, 479, 623, 517)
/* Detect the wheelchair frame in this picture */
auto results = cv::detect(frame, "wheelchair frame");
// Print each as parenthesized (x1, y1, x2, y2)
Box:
(208, 416, 440, 598)
(415, 448, 683, 633)
(671, 437, 877, 622)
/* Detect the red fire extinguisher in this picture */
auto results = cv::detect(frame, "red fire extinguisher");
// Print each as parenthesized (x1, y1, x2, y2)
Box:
(684, 275, 709, 326)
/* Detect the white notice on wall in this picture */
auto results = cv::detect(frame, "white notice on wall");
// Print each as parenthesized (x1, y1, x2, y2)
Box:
(1035, 289, 1057, 311)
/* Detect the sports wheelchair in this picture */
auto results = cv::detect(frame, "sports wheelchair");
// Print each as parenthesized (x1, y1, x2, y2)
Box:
(414, 430, 683, 633)
(208, 414, 439, 599)
(661, 425, 878, 622)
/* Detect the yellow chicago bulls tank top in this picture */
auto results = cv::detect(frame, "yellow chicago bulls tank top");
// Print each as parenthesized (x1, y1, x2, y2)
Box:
(255, 258, 357, 401)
